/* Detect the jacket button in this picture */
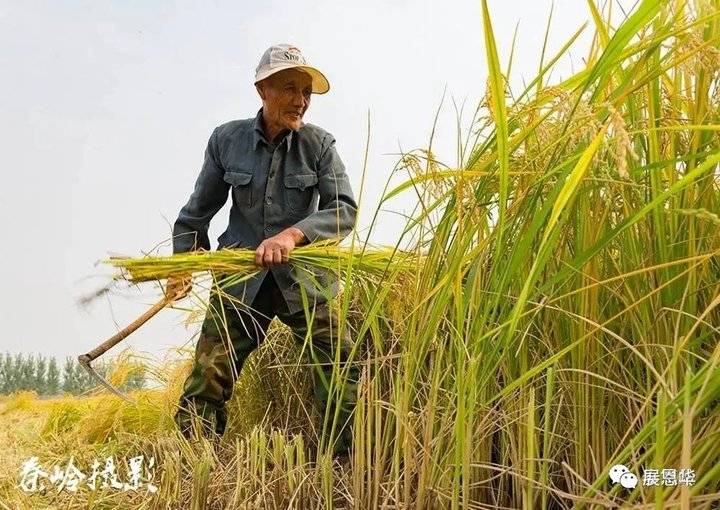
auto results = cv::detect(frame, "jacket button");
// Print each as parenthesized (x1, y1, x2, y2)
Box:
(265, 196, 273, 205)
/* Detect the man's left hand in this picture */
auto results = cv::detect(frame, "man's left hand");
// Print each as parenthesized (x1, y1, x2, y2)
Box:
(255, 227, 306, 268)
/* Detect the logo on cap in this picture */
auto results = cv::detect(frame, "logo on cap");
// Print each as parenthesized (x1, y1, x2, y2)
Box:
(282, 51, 303, 63)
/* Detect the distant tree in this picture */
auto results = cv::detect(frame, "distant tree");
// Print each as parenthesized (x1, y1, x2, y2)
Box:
(24, 355, 37, 391)
(21, 354, 37, 391)
(34, 355, 47, 395)
(1, 353, 17, 393)
(46, 357, 60, 395)
(62, 356, 79, 394)
(12, 353, 25, 392)
(10, 354, 22, 393)
(0, 353, 6, 394)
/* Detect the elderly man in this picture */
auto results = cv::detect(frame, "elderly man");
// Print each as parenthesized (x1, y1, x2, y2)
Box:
(166, 44, 358, 457)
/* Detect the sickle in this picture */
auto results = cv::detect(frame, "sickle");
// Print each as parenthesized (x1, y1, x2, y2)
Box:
(78, 294, 176, 403)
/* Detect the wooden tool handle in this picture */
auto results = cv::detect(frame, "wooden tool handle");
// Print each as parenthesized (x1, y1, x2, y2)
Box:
(79, 296, 173, 364)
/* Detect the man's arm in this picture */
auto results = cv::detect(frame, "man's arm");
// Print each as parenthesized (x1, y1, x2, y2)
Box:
(173, 127, 230, 253)
(167, 127, 229, 299)
(291, 133, 358, 242)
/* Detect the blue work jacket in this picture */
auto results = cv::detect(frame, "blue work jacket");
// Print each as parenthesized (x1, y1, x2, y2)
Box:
(172, 107, 357, 313)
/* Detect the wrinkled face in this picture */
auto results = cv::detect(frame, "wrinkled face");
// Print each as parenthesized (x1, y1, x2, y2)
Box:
(256, 68, 313, 133)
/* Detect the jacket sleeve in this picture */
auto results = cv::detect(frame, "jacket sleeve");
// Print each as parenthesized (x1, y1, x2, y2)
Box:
(172, 127, 230, 253)
(292, 133, 357, 243)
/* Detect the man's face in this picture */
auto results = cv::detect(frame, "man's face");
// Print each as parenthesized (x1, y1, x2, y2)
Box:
(256, 68, 313, 133)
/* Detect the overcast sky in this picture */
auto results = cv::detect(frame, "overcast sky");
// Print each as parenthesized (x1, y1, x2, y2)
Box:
(0, 0, 638, 362)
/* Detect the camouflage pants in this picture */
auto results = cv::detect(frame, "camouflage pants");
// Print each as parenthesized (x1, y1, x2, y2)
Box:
(174, 273, 359, 456)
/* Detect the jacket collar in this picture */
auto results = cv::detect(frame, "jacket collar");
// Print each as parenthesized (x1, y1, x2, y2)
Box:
(253, 107, 302, 150)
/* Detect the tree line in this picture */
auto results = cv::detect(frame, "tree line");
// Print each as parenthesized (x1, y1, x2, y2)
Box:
(0, 353, 145, 396)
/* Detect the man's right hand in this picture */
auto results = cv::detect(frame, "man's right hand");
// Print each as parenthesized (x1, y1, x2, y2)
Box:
(165, 275, 193, 301)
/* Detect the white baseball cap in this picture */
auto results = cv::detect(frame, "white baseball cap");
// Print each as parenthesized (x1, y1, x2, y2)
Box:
(254, 44, 330, 94)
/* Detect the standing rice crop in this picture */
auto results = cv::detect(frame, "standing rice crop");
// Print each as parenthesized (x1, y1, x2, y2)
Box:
(336, 0, 720, 507)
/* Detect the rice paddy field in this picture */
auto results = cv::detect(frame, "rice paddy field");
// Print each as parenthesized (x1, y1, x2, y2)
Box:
(2, 0, 720, 508)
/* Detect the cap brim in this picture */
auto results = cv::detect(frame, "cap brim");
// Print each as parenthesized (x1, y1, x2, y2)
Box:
(255, 64, 330, 94)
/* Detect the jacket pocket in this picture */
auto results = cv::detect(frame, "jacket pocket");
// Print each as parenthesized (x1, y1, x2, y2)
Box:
(283, 172, 318, 212)
(224, 170, 254, 207)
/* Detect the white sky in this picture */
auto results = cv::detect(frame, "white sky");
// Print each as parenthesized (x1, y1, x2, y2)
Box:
(0, 0, 638, 362)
